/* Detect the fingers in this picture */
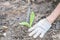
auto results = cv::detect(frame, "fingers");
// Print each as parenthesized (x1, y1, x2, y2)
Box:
(40, 31, 46, 38)
(33, 30, 41, 38)
(29, 28, 39, 36)
(33, 28, 43, 38)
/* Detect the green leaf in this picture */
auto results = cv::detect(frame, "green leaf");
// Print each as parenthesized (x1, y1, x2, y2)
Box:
(19, 22, 30, 27)
(30, 11, 35, 27)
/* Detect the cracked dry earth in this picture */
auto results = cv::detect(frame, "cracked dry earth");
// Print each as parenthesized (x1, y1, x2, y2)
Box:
(0, 0, 60, 40)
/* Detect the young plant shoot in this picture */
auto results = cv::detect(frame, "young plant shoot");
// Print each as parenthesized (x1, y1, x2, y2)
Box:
(19, 11, 35, 28)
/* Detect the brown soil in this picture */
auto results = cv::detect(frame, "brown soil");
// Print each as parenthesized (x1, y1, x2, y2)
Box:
(0, 0, 60, 40)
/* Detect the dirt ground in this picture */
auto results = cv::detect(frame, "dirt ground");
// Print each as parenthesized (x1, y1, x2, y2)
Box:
(0, 0, 60, 40)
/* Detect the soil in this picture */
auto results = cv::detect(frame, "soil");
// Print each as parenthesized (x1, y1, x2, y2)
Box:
(0, 0, 60, 40)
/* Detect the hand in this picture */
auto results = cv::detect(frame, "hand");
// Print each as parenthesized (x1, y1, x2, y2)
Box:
(47, 3, 60, 24)
(28, 18, 51, 38)
(28, 3, 60, 38)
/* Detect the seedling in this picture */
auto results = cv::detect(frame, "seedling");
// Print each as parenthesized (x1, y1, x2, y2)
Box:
(19, 11, 35, 28)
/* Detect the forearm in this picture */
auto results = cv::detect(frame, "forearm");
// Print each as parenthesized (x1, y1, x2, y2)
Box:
(46, 3, 60, 24)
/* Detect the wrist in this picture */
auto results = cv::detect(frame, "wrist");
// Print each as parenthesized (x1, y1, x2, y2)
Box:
(46, 12, 59, 24)
(46, 3, 60, 24)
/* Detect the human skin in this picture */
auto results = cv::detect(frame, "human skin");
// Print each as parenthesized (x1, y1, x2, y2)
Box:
(28, 3, 60, 38)
(46, 3, 60, 24)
